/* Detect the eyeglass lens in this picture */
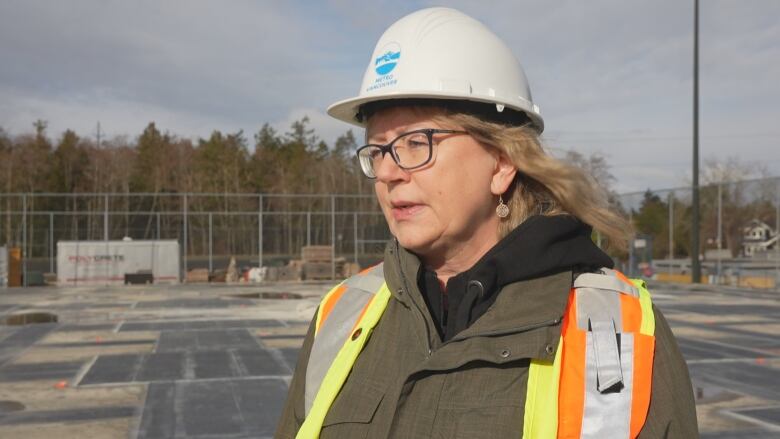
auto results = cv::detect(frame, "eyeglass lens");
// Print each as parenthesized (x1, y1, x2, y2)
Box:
(360, 131, 431, 177)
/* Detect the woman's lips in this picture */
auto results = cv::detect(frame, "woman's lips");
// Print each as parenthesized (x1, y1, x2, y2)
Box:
(390, 203, 424, 221)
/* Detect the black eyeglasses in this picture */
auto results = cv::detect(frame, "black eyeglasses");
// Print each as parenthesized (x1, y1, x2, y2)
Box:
(356, 129, 467, 178)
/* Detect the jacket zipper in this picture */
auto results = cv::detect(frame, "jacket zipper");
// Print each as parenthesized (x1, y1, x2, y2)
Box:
(394, 238, 434, 356)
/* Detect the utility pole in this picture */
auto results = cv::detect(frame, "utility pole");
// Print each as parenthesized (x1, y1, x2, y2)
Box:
(96, 122, 102, 148)
(669, 191, 674, 275)
(717, 182, 722, 282)
(691, 0, 702, 283)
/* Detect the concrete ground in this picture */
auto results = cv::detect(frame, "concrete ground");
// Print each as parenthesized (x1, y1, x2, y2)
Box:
(0, 280, 777, 438)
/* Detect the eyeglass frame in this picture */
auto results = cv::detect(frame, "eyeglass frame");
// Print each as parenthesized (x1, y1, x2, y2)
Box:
(356, 128, 468, 179)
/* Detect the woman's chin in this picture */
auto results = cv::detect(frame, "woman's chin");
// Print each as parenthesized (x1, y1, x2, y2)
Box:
(394, 232, 435, 254)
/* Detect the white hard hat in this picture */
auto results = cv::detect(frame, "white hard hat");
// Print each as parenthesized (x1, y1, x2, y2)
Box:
(327, 7, 544, 132)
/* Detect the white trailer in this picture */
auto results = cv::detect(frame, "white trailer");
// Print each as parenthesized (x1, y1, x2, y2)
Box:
(57, 240, 180, 286)
(0, 246, 7, 287)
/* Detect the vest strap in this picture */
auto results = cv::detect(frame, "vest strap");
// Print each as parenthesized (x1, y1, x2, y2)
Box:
(590, 318, 623, 393)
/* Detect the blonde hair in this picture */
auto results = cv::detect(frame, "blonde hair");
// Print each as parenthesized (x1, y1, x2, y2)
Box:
(430, 111, 630, 251)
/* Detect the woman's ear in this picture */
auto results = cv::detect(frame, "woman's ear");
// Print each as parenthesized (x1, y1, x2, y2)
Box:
(491, 152, 517, 195)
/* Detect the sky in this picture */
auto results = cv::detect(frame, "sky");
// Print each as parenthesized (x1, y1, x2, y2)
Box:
(1, 0, 778, 193)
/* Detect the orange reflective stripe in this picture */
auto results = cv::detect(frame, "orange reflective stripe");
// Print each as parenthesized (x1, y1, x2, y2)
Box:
(558, 289, 585, 439)
(630, 334, 655, 437)
(358, 264, 378, 275)
(316, 284, 347, 333)
(613, 270, 633, 286)
(619, 293, 642, 333)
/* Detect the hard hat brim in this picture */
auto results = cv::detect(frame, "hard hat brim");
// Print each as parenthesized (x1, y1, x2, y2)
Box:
(327, 91, 544, 133)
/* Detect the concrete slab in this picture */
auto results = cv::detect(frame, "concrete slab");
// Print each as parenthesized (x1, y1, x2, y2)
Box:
(119, 318, 282, 332)
(156, 329, 259, 352)
(0, 405, 135, 425)
(0, 324, 57, 366)
(0, 361, 83, 382)
(55, 323, 118, 332)
(136, 378, 287, 439)
(234, 349, 290, 376)
(731, 407, 780, 428)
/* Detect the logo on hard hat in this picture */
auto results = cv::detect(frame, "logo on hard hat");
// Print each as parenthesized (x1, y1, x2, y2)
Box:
(375, 43, 401, 75)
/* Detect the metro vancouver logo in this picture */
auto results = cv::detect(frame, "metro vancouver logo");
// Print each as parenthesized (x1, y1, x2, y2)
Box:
(375, 48, 400, 75)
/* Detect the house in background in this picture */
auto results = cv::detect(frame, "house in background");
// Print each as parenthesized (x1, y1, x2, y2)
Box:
(742, 219, 778, 257)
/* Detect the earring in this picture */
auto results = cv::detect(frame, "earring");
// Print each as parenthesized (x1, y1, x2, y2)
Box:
(496, 194, 510, 218)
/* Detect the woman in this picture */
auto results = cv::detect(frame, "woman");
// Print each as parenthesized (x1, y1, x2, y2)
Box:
(276, 7, 698, 439)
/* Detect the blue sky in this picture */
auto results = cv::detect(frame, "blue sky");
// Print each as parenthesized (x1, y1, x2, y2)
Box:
(1, 0, 778, 193)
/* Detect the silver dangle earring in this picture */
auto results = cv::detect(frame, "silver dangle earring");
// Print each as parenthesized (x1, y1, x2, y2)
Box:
(496, 194, 510, 218)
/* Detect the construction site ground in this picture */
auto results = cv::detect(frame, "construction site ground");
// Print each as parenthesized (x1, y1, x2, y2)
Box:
(0, 280, 778, 438)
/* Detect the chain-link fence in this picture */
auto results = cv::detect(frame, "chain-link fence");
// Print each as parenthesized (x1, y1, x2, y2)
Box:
(2, 180, 779, 288)
(616, 176, 780, 289)
(0, 193, 391, 285)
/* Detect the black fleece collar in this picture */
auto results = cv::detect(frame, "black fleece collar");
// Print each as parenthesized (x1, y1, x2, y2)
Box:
(418, 214, 614, 341)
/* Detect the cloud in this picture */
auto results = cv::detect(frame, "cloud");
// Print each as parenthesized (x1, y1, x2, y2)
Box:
(0, 85, 241, 141)
(1, 0, 778, 193)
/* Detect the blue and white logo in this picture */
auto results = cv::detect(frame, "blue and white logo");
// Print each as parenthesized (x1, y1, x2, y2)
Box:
(375, 43, 401, 75)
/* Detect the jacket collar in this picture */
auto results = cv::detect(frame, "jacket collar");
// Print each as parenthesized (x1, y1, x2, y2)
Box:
(383, 237, 572, 340)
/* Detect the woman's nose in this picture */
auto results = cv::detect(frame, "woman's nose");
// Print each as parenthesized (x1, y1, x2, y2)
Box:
(373, 153, 408, 182)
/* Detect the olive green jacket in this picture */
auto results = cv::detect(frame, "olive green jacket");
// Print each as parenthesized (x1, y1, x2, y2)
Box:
(275, 241, 699, 438)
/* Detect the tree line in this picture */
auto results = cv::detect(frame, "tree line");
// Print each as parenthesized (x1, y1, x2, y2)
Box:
(629, 159, 777, 260)
(0, 118, 369, 200)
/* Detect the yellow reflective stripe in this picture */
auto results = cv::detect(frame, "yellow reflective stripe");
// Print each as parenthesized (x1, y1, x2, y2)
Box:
(297, 284, 392, 439)
(630, 279, 655, 336)
(523, 335, 562, 439)
(315, 282, 346, 334)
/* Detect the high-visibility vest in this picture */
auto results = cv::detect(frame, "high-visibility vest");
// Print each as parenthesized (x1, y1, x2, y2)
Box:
(296, 264, 656, 439)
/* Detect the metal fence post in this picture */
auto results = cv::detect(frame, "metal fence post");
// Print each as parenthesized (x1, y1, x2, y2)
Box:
(208, 212, 213, 274)
(331, 195, 336, 279)
(307, 211, 311, 247)
(717, 182, 723, 283)
(353, 212, 358, 264)
(156, 212, 161, 240)
(258, 194, 263, 268)
(22, 194, 27, 287)
(668, 191, 674, 275)
(104, 193, 109, 241)
(49, 212, 54, 274)
(183, 194, 188, 277)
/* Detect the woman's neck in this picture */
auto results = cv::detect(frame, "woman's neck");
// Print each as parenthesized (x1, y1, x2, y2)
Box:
(422, 234, 499, 287)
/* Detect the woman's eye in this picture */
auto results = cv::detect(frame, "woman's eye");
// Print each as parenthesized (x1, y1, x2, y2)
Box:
(407, 136, 427, 148)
